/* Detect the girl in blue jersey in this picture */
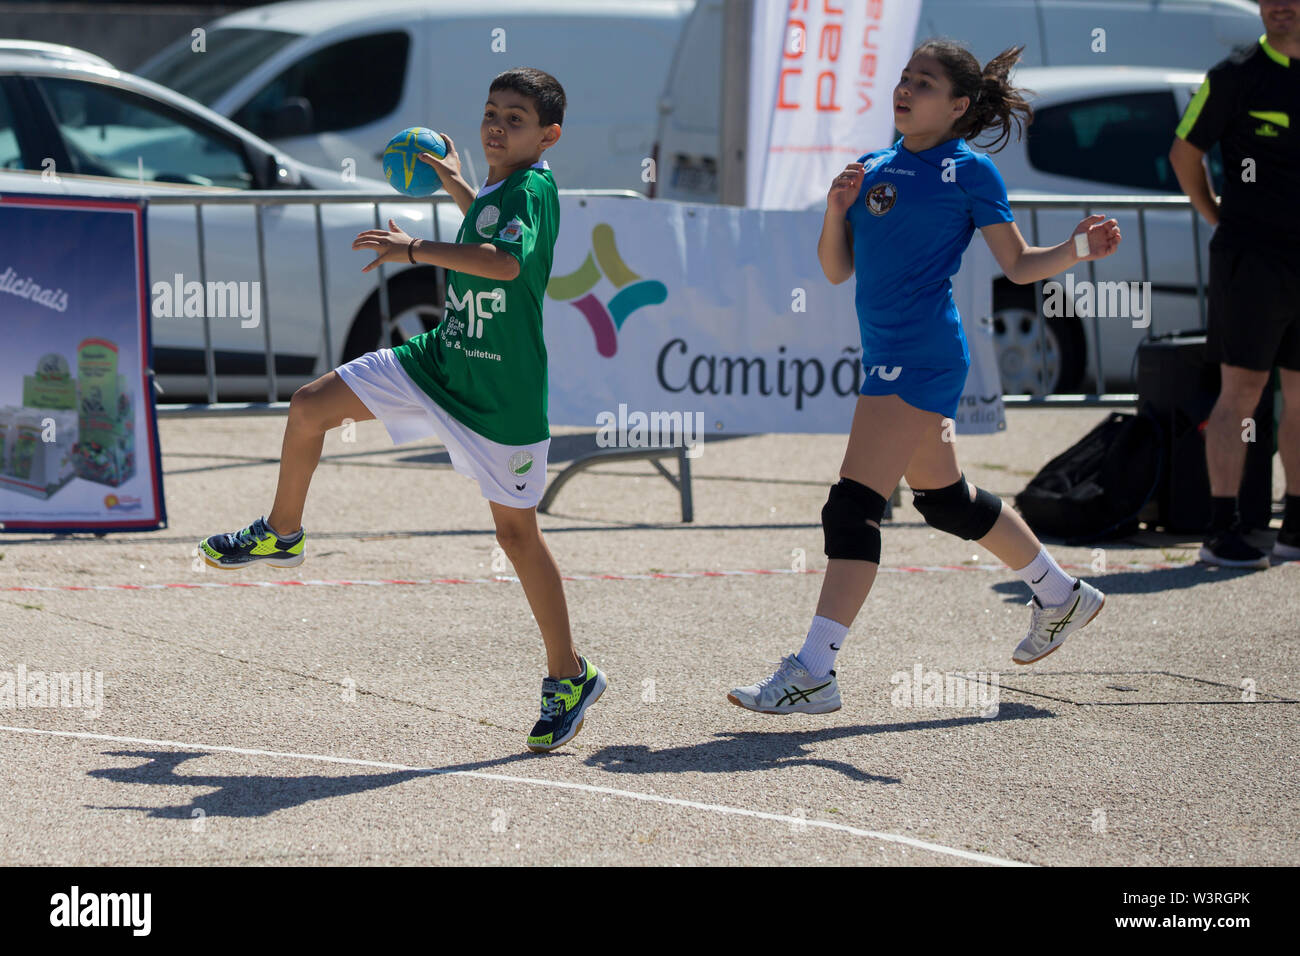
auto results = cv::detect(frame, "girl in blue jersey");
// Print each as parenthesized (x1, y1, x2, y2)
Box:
(730, 41, 1122, 714)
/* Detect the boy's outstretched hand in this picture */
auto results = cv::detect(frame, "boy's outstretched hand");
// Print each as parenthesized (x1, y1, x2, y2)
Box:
(1072, 213, 1122, 261)
(353, 218, 415, 272)
(827, 162, 865, 217)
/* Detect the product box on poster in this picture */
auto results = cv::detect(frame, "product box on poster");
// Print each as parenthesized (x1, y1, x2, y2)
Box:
(0, 405, 79, 500)
(74, 339, 134, 488)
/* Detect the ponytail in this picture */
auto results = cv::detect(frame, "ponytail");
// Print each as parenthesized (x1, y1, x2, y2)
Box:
(915, 40, 1034, 153)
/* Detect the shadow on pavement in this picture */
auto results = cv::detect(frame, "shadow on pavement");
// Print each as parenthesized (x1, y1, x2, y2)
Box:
(991, 563, 1267, 603)
(85, 748, 539, 819)
(583, 702, 1054, 783)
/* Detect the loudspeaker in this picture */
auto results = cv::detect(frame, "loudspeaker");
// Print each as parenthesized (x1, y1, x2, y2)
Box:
(1136, 334, 1274, 533)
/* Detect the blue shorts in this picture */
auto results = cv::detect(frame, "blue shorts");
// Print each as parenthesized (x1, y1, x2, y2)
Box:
(858, 363, 969, 418)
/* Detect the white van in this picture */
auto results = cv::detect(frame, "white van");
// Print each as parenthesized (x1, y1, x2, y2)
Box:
(136, 0, 692, 193)
(654, 0, 1263, 203)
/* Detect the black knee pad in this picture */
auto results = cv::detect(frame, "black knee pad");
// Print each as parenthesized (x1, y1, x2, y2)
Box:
(822, 478, 886, 562)
(911, 474, 1002, 540)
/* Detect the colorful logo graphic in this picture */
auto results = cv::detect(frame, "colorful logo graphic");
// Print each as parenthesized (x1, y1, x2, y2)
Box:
(547, 224, 667, 357)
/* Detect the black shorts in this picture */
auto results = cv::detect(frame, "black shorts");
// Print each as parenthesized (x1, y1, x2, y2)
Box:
(1207, 230, 1300, 372)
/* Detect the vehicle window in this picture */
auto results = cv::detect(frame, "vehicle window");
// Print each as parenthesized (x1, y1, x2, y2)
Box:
(0, 83, 21, 168)
(138, 28, 302, 108)
(1027, 92, 1182, 192)
(35, 76, 254, 188)
(233, 32, 409, 137)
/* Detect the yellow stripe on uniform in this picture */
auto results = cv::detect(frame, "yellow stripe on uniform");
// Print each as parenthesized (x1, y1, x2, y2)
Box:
(1175, 77, 1212, 140)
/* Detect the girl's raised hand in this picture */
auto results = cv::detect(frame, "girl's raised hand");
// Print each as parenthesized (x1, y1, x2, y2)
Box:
(827, 163, 865, 216)
(1072, 214, 1122, 261)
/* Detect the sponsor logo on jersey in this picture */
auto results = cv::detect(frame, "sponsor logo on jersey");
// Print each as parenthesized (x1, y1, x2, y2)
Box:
(476, 205, 501, 237)
(499, 217, 524, 243)
(866, 182, 897, 216)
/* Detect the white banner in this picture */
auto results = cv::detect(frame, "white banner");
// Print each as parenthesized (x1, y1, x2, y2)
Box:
(747, 0, 922, 210)
(544, 197, 1005, 438)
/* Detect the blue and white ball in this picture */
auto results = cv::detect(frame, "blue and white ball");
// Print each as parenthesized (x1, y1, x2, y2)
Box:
(382, 127, 447, 196)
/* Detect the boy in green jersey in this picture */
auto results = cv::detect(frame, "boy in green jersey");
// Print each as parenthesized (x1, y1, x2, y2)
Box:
(199, 68, 605, 753)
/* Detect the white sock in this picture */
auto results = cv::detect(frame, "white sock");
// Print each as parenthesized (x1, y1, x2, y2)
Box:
(796, 615, 849, 678)
(1015, 548, 1076, 606)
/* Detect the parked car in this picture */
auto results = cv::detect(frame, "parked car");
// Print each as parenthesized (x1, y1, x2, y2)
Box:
(0, 49, 465, 400)
(134, 0, 693, 193)
(989, 66, 1223, 394)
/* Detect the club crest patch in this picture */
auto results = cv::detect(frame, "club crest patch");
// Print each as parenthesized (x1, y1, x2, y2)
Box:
(499, 217, 524, 243)
(866, 182, 897, 217)
(508, 451, 534, 476)
(476, 205, 501, 237)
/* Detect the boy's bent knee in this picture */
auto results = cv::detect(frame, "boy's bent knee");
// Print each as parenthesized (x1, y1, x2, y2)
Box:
(494, 520, 540, 558)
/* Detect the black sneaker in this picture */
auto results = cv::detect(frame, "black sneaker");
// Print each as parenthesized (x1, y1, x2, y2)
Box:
(1198, 529, 1268, 569)
(199, 516, 305, 570)
(1274, 528, 1300, 562)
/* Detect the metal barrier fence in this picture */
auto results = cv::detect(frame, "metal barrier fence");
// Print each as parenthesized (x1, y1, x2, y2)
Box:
(147, 189, 1207, 415)
(148, 188, 646, 416)
(1001, 193, 1206, 408)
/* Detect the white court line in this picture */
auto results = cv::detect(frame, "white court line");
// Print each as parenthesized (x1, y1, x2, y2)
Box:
(0, 724, 1030, 867)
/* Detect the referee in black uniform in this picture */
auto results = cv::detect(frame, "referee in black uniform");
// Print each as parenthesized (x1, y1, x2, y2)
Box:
(1170, 0, 1300, 568)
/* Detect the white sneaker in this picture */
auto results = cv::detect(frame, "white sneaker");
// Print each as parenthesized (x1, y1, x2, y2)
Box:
(728, 653, 842, 714)
(1013, 579, 1105, 665)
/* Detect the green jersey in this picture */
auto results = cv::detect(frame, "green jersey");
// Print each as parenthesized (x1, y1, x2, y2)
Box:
(393, 161, 559, 445)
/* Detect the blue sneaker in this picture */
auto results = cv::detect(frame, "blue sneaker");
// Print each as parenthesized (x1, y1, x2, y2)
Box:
(526, 656, 607, 752)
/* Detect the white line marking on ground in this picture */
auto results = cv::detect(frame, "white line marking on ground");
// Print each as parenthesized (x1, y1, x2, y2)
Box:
(9, 559, 1285, 595)
(0, 724, 1030, 867)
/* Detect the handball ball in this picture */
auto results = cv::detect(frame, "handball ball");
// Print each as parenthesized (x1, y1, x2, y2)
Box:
(382, 127, 447, 196)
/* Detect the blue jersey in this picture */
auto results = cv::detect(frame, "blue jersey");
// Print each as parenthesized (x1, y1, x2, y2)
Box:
(845, 136, 1013, 369)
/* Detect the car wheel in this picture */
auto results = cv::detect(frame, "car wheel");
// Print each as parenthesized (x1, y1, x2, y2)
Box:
(991, 283, 1085, 395)
(343, 268, 445, 362)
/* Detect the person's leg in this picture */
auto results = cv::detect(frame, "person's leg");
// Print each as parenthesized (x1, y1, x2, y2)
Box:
(729, 394, 935, 711)
(1279, 369, 1300, 498)
(266, 370, 373, 536)
(812, 394, 944, 627)
(487, 500, 579, 680)
(1200, 363, 1273, 566)
(904, 427, 1076, 607)
(903, 418, 1103, 663)
(1277, 368, 1300, 558)
(1206, 364, 1271, 507)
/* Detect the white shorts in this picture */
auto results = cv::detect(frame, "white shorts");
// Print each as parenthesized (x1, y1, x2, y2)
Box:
(335, 348, 549, 509)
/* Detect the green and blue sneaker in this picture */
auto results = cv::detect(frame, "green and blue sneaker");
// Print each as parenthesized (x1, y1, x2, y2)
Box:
(526, 656, 607, 753)
(199, 516, 305, 570)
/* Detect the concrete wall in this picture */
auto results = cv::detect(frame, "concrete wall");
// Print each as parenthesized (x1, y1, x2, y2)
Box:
(0, 3, 245, 72)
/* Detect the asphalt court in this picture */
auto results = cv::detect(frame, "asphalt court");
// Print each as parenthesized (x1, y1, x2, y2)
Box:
(1, 408, 1296, 865)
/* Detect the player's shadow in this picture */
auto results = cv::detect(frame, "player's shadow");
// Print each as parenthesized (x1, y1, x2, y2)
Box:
(85, 749, 537, 819)
(990, 562, 1266, 604)
(584, 702, 1052, 782)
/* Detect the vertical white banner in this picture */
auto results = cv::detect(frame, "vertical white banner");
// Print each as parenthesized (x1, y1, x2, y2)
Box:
(747, 0, 922, 210)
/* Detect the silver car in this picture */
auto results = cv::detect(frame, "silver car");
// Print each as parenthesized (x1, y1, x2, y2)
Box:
(0, 46, 462, 400)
